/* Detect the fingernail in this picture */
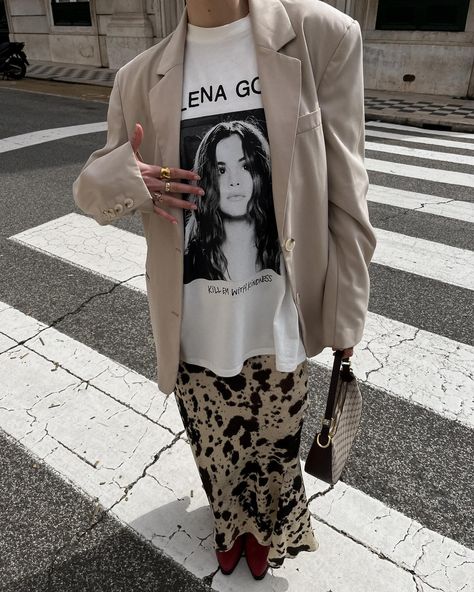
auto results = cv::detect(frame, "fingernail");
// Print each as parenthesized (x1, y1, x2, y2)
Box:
(194, 174, 201, 180)
(199, 190, 205, 195)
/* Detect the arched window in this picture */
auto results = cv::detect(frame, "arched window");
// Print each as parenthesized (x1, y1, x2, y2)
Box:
(376, 0, 470, 32)
(51, 0, 92, 27)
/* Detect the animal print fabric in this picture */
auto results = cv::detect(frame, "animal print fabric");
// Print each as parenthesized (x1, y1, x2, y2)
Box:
(173, 354, 319, 568)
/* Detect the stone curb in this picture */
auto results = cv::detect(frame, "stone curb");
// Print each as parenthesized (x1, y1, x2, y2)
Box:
(365, 111, 474, 133)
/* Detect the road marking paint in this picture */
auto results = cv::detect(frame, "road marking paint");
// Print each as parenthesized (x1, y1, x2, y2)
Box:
(365, 128, 474, 151)
(0, 122, 107, 153)
(368, 185, 474, 223)
(1, 302, 472, 591)
(307, 481, 474, 592)
(365, 140, 474, 166)
(373, 228, 474, 290)
(10, 213, 146, 292)
(8, 213, 474, 428)
(366, 157, 474, 187)
(10, 212, 474, 293)
(310, 312, 474, 429)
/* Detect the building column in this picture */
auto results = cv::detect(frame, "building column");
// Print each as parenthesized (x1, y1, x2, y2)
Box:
(465, 1, 474, 98)
(154, 0, 184, 39)
(467, 63, 474, 99)
(106, 0, 153, 69)
(325, 0, 354, 16)
(351, 0, 371, 28)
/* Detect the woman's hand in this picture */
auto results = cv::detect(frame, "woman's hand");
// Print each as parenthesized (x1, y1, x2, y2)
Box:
(332, 346, 354, 358)
(130, 123, 204, 224)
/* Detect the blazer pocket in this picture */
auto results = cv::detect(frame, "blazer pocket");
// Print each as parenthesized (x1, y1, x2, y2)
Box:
(296, 106, 322, 135)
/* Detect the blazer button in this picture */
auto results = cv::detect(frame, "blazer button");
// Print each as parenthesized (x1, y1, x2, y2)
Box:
(114, 203, 124, 214)
(284, 238, 296, 252)
(124, 197, 134, 209)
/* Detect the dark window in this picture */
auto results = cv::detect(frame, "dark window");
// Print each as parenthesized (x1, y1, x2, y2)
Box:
(0, 0, 9, 43)
(51, 0, 92, 27)
(376, 0, 470, 31)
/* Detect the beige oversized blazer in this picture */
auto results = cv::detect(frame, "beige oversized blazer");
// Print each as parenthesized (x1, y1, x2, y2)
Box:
(73, 0, 377, 395)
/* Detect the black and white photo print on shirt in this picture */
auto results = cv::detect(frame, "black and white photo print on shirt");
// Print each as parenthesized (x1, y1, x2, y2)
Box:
(181, 108, 281, 284)
(177, 13, 306, 376)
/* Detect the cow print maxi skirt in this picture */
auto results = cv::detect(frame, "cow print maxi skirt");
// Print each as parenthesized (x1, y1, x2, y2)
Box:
(173, 354, 319, 569)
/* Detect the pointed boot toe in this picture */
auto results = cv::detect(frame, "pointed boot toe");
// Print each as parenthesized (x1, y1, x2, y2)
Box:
(215, 533, 245, 575)
(244, 532, 270, 580)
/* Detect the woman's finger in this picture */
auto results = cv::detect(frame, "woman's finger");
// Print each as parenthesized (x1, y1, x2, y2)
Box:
(148, 165, 200, 181)
(152, 204, 178, 225)
(130, 123, 144, 155)
(160, 195, 198, 210)
(332, 346, 354, 358)
(144, 177, 204, 197)
(158, 180, 205, 196)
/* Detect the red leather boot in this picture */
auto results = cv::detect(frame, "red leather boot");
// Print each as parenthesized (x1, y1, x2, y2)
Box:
(215, 533, 245, 575)
(244, 532, 270, 580)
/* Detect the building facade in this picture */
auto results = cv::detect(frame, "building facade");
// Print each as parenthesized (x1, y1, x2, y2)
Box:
(2, 0, 474, 97)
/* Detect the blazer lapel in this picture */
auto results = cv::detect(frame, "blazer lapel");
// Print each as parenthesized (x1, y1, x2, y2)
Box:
(253, 48, 300, 238)
(147, 8, 187, 245)
(147, 0, 300, 240)
(248, 0, 300, 237)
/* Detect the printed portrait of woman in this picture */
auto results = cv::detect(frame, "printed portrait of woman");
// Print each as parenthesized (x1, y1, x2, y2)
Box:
(183, 117, 282, 284)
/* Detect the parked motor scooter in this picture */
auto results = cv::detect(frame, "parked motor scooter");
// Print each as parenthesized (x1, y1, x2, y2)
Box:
(0, 41, 29, 80)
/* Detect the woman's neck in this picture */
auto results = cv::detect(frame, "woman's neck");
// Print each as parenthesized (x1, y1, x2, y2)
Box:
(222, 218, 257, 281)
(224, 217, 255, 244)
(186, 0, 250, 28)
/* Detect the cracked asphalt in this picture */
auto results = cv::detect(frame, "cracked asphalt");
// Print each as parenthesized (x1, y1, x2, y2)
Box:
(0, 82, 473, 591)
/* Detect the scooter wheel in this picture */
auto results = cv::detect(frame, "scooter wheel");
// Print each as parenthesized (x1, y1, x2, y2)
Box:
(5, 56, 26, 80)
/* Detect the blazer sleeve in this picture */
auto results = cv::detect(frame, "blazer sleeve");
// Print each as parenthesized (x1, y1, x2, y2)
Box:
(318, 19, 377, 348)
(72, 68, 154, 226)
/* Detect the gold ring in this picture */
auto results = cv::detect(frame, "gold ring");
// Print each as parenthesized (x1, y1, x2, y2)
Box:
(165, 181, 172, 193)
(160, 166, 171, 180)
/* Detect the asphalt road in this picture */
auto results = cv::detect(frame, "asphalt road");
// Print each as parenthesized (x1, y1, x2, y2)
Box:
(0, 80, 472, 591)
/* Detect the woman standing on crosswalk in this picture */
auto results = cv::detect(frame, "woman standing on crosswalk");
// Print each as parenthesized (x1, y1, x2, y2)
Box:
(73, 0, 377, 581)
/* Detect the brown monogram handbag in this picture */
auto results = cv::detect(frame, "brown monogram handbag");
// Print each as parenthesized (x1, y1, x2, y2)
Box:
(304, 349, 362, 484)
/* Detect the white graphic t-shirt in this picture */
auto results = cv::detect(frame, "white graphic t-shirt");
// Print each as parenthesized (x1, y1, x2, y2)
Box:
(179, 14, 306, 376)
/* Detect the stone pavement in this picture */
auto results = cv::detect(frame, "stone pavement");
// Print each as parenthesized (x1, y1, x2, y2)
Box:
(24, 59, 474, 132)
(364, 89, 474, 133)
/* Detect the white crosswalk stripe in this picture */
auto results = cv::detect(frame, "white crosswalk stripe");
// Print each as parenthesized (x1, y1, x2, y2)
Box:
(368, 185, 474, 223)
(365, 128, 474, 151)
(1, 303, 472, 591)
(0, 122, 107, 153)
(373, 229, 473, 290)
(9, 213, 474, 427)
(365, 141, 474, 166)
(366, 157, 474, 186)
(10, 209, 474, 291)
(1, 120, 473, 591)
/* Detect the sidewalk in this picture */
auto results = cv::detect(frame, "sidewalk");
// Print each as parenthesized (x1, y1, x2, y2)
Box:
(25, 59, 474, 133)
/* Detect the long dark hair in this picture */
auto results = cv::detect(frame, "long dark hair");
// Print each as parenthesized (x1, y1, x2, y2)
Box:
(184, 118, 280, 281)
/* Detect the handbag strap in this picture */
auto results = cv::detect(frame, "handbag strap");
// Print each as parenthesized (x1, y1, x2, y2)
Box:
(319, 349, 344, 444)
